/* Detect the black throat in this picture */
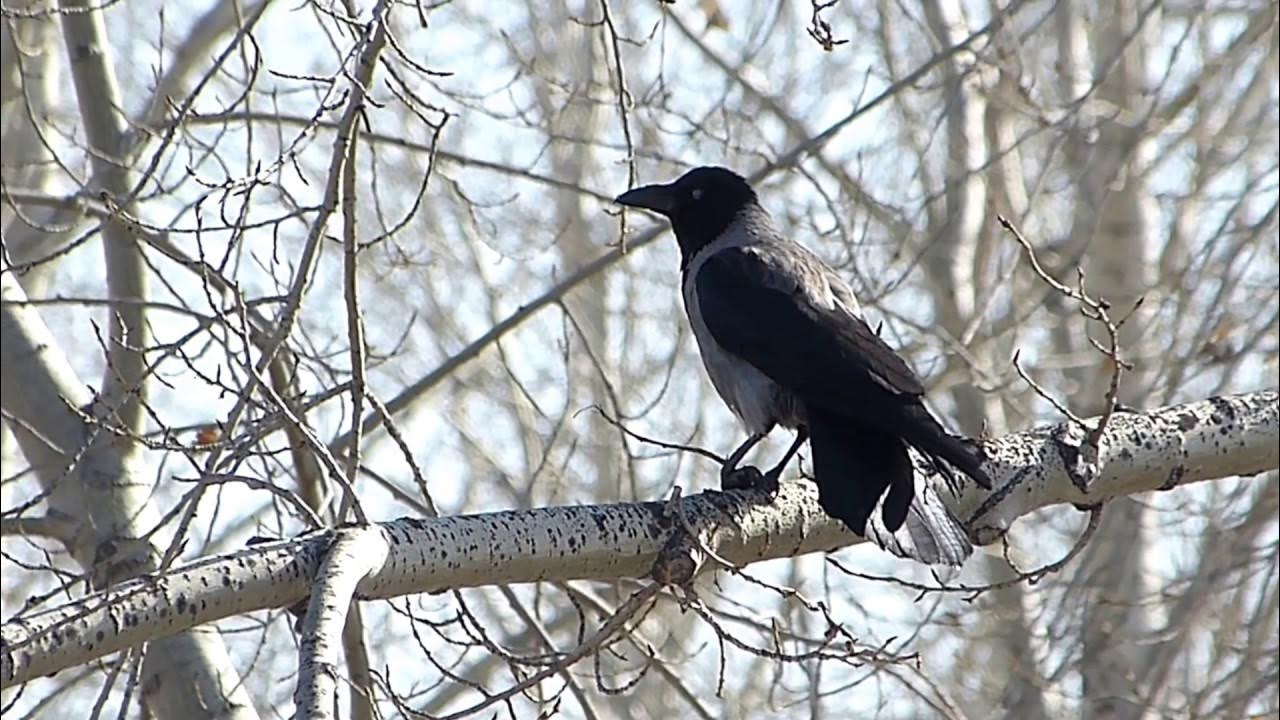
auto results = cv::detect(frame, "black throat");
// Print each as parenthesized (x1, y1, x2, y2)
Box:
(673, 203, 757, 270)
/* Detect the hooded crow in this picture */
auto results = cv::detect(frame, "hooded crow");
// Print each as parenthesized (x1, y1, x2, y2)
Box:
(616, 166, 992, 565)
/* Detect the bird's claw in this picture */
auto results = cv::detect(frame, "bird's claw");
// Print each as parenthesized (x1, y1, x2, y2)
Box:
(757, 468, 781, 498)
(721, 465, 762, 491)
(721, 465, 781, 497)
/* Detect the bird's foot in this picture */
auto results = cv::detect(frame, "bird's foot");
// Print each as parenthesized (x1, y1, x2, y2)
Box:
(721, 464, 762, 491)
(721, 465, 781, 497)
(756, 467, 782, 498)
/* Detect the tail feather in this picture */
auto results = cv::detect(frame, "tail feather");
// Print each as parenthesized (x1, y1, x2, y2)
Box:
(808, 408, 913, 534)
(897, 404, 992, 490)
(864, 478, 973, 566)
(807, 406, 975, 566)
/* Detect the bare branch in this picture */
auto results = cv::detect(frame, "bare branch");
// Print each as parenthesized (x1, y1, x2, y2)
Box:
(4, 391, 1275, 688)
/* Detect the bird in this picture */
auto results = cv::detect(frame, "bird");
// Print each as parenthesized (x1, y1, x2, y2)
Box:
(615, 166, 992, 565)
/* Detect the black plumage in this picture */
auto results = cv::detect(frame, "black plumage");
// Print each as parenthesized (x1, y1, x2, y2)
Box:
(616, 166, 991, 565)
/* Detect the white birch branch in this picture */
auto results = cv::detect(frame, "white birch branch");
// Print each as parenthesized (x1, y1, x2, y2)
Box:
(2, 390, 1275, 690)
(291, 527, 390, 720)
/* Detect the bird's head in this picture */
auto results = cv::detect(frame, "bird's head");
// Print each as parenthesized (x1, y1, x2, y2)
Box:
(615, 166, 759, 258)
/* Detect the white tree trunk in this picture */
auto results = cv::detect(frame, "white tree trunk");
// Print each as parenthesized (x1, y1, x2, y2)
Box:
(0, 3, 63, 294)
(1, 273, 259, 719)
(1071, 2, 1162, 717)
(919, 0, 992, 434)
(59, 0, 150, 435)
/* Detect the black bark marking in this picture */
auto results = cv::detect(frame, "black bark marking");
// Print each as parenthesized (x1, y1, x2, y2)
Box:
(1208, 395, 1238, 424)
(1159, 465, 1185, 491)
(968, 465, 1031, 526)
(1052, 425, 1090, 494)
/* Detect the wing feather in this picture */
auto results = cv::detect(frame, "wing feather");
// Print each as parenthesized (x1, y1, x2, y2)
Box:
(694, 246, 925, 405)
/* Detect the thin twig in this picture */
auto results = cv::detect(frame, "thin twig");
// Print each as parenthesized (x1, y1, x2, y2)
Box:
(581, 405, 725, 463)
(828, 504, 1106, 601)
(436, 584, 661, 720)
(1000, 215, 1139, 455)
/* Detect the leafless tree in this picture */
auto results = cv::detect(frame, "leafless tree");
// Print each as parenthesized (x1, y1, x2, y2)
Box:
(2, 1, 1276, 719)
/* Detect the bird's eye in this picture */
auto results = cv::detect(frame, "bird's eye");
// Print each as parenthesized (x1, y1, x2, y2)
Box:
(691, 188, 703, 201)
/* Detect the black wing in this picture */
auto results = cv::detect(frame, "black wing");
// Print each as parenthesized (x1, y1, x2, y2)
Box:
(694, 245, 925, 408)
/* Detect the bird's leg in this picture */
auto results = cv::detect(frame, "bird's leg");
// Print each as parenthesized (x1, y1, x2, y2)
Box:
(757, 427, 809, 496)
(720, 433, 765, 490)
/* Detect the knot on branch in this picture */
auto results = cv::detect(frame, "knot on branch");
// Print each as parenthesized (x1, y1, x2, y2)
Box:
(646, 487, 741, 588)
(1052, 420, 1105, 495)
(649, 531, 704, 587)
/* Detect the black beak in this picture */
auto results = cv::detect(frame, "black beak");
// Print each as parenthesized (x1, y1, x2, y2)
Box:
(615, 183, 676, 215)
